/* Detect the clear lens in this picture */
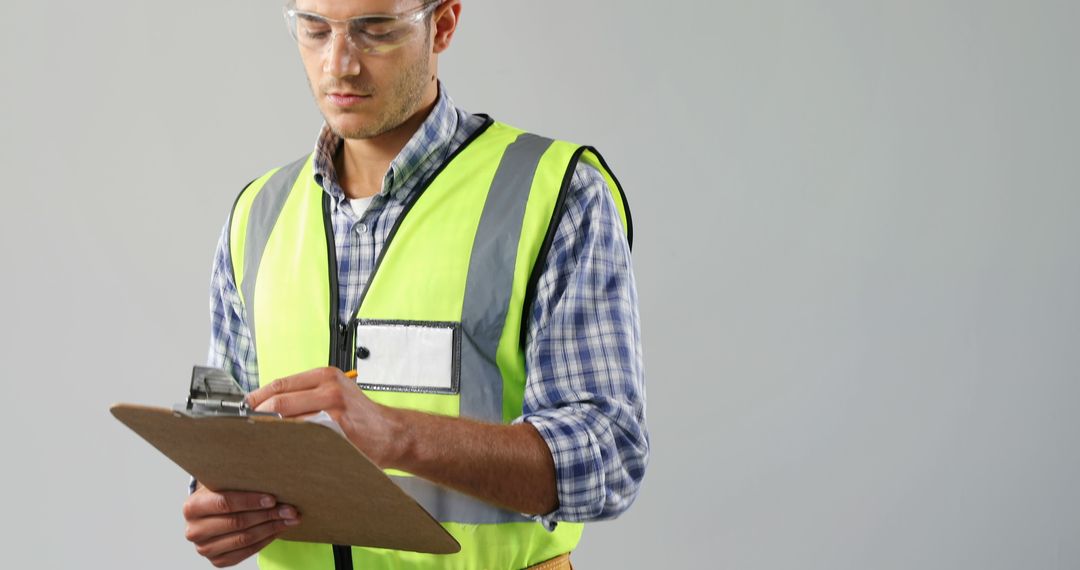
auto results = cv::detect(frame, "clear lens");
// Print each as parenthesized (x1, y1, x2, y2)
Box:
(285, 2, 439, 55)
(295, 13, 333, 43)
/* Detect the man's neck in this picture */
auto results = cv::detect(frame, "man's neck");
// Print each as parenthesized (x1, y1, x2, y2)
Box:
(336, 92, 439, 200)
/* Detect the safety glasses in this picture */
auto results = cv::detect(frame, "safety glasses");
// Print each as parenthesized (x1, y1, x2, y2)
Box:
(284, 1, 443, 55)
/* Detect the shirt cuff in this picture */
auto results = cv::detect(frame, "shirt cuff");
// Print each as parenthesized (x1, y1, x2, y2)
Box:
(515, 408, 606, 528)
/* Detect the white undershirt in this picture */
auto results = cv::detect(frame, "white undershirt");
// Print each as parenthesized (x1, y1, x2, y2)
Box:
(348, 196, 375, 218)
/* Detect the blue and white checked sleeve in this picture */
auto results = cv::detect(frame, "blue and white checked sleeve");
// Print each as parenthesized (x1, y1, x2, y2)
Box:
(207, 218, 260, 393)
(516, 161, 649, 524)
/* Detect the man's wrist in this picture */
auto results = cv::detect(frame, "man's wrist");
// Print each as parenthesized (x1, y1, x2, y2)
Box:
(377, 404, 415, 470)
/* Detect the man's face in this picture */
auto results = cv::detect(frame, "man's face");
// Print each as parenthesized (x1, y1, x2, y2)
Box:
(293, 0, 436, 140)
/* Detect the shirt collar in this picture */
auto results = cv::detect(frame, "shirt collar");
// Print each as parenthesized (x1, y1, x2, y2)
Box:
(311, 83, 459, 202)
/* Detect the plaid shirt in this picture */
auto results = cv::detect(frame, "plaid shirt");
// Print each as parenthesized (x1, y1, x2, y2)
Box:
(207, 86, 647, 523)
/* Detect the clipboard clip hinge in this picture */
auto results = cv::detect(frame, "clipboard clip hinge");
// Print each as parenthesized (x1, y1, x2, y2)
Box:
(173, 366, 282, 419)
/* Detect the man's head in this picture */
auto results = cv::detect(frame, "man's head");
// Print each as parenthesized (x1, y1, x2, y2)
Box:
(285, 0, 461, 140)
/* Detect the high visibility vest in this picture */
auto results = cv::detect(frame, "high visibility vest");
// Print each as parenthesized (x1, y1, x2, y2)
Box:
(227, 118, 632, 570)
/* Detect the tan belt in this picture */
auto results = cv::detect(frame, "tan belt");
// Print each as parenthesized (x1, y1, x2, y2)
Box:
(523, 553, 572, 570)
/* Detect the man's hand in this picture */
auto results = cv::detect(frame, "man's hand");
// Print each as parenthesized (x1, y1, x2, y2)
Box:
(182, 486, 300, 568)
(246, 367, 403, 467)
(247, 366, 558, 515)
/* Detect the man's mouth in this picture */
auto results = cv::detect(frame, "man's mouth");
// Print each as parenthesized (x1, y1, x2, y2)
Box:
(326, 92, 372, 107)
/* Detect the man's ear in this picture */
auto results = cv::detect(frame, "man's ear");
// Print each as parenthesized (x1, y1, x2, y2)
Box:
(431, 0, 462, 54)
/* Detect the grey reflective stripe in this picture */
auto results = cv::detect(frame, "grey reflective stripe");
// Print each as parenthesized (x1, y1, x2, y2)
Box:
(459, 133, 554, 425)
(239, 155, 309, 353)
(398, 133, 552, 525)
(390, 475, 535, 525)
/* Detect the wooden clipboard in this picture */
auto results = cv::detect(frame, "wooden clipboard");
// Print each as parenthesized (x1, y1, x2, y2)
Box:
(110, 403, 460, 554)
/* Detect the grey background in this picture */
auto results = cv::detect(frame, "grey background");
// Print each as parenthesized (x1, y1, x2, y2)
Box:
(1, 0, 1077, 568)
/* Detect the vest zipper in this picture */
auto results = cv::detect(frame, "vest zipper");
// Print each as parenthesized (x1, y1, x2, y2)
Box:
(337, 321, 348, 368)
(332, 544, 352, 570)
(338, 319, 357, 372)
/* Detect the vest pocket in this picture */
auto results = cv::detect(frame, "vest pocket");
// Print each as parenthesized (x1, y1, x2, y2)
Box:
(353, 319, 461, 396)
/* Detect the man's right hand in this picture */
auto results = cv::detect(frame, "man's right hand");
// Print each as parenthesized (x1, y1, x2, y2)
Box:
(182, 485, 301, 568)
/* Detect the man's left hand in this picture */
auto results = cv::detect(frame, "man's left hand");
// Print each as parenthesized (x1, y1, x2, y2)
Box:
(246, 367, 402, 467)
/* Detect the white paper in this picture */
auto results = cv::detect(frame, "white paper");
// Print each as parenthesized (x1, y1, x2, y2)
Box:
(303, 410, 346, 437)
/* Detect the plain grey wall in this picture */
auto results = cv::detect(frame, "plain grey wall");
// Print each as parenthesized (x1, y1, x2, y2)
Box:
(1, 0, 1077, 568)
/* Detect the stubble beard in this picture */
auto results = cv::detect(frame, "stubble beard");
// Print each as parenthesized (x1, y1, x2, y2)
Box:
(320, 48, 433, 141)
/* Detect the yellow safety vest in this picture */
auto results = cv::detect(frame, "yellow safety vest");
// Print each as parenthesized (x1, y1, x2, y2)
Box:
(227, 118, 632, 569)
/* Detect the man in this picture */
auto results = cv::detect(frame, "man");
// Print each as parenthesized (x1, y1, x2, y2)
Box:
(181, 0, 647, 568)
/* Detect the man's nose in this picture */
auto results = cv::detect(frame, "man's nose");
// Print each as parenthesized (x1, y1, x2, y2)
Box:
(323, 31, 361, 77)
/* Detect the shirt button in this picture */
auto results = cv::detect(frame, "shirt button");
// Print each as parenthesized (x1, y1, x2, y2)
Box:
(356, 223, 367, 234)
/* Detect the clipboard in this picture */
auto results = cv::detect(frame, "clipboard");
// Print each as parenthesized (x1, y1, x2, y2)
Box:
(110, 367, 460, 555)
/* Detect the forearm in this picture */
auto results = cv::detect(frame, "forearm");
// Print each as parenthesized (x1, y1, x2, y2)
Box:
(383, 407, 558, 516)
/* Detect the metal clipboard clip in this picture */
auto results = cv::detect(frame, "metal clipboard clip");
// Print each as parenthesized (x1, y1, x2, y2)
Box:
(173, 366, 282, 418)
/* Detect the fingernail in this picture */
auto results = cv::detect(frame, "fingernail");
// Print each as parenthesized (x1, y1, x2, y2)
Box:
(261, 496, 275, 508)
(284, 518, 300, 526)
(278, 506, 295, 519)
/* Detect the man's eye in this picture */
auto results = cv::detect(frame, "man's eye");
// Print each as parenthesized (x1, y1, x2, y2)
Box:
(352, 18, 406, 40)
(303, 29, 331, 40)
(361, 31, 394, 40)
(356, 27, 404, 41)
